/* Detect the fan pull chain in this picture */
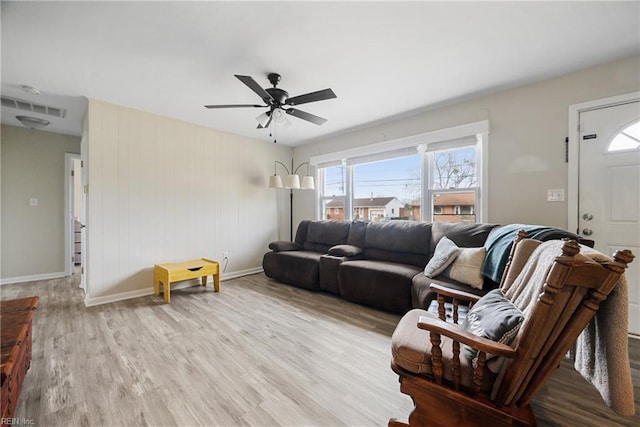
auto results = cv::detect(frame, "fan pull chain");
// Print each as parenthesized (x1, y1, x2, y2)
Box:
(271, 120, 277, 143)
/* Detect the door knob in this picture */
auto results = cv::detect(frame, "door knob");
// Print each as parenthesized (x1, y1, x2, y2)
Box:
(582, 213, 593, 221)
(582, 228, 593, 236)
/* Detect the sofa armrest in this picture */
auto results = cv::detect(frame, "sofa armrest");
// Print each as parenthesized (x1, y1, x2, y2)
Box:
(429, 283, 482, 304)
(268, 241, 302, 252)
(328, 244, 363, 258)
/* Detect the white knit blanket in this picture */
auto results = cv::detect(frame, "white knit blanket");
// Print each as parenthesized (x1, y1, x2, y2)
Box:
(502, 240, 635, 416)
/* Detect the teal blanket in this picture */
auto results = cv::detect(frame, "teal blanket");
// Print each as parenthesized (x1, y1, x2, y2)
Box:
(481, 224, 583, 284)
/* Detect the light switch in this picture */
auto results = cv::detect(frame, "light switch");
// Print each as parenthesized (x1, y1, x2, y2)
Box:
(547, 189, 564, 202)
(29, 198, 38, 206)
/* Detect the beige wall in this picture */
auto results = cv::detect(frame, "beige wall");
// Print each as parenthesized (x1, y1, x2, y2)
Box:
(294, 55, 640, 229)
(1, 125, 81, 281)
(85, 100, 292, 303)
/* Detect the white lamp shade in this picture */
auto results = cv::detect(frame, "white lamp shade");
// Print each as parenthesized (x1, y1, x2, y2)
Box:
(284, 174, 300, 189)
(269, 175, 283, 188)
(301, 176, 315, 190)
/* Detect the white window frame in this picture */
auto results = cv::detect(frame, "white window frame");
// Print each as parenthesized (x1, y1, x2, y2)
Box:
(311, 120, 489, 223)
(423, 139, 482, 222)
(317, 162, 347, 220)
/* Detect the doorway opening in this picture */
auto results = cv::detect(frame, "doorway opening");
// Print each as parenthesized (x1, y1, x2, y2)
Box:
(64, 153, 82, 282)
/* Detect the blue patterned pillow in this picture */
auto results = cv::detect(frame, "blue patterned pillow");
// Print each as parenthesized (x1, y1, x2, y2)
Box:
(462, 289, 524, 362)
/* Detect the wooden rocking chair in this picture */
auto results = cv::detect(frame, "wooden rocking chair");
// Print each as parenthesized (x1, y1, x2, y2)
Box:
(389, 232, 634, 427)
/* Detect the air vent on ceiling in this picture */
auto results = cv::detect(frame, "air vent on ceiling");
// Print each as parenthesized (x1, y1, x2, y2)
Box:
(1, 95, 66, 118)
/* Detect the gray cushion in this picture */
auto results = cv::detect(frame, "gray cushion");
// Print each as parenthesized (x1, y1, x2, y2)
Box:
(424, 236, 459, 277)
(462, 289, 524, 362)
(328, 244, 363, 257)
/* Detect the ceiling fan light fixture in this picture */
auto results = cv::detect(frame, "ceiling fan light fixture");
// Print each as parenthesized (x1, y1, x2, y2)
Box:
(16, 115, 49, 130)
(272, 108, 291, 128)
(207, 73, 336, 138)
(256, 111, 271, 127)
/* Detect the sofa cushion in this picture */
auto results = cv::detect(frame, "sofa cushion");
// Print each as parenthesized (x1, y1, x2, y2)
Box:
(441, 246, 487, 289)
(363, 221, 431, 267)
(294, 220, 312, 245)
(262, 250, 323, 291)
(338, 259, 421, 314)
(328, 244, 363, 257)
(303, 220, 351, 253)
(347, 220, 368, 247)
(429, 222, 499, 258)
(319, 255, 344, 294)
(424, 236, 459, 277)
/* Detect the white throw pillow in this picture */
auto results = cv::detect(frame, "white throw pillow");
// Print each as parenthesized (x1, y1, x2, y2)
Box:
(446, 246, 487, 289)
(424, 236, 459, 277)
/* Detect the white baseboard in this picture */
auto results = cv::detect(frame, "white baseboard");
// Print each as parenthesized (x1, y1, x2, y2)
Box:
(220, 266, 264, 280)
(0, 271, 67, 286)
(84, 267, 264, 307)
(84, 287, 154, 307)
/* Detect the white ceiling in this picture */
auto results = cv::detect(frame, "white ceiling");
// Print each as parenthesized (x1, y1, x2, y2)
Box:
(2, 1, 639, 146)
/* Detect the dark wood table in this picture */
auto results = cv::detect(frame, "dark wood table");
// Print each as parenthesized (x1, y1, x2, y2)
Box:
(1, 296, 39, 425)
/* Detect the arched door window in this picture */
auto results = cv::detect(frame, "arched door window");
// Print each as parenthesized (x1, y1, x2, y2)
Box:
(607, 120, 640, 152)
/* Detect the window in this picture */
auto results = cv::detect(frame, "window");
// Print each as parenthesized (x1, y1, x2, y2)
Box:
(319, 164, 346, 220)
(312, 121, 487, 223)
(608, 120, 640, 152)
(427, 145, 478, 223)
(352, 154, 421, 221)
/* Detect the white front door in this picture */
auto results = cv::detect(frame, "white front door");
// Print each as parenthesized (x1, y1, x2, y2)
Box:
(578, 100, 640, 335)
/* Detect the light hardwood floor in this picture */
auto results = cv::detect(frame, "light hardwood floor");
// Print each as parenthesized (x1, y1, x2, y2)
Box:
(1, 272, 638, 426)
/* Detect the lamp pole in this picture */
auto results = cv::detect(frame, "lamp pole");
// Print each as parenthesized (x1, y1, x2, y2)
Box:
(270, 160, 315, 241)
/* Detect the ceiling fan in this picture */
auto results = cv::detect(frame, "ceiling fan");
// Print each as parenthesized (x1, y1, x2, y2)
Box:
(204, 73, 337, 129)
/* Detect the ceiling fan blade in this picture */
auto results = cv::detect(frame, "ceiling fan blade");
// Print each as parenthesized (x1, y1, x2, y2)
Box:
(204, 104, 265, 109)
(285, 108, 328, 125)
(285, 88, 337, 106)
(235, 75, 274, 103)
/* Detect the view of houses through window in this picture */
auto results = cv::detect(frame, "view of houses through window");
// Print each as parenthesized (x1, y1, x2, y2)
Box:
(319, 143, 479, 223)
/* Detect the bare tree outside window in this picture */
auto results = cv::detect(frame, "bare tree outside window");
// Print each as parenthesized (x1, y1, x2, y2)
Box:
(431, 146, 478, 223)
(432, 148, 476, 189)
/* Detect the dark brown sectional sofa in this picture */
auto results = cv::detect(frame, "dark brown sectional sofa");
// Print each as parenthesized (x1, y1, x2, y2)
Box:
(262, 220, 586, 314)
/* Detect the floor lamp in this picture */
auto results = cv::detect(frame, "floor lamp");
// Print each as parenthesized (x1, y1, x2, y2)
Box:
(269, 160, 315, 241)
